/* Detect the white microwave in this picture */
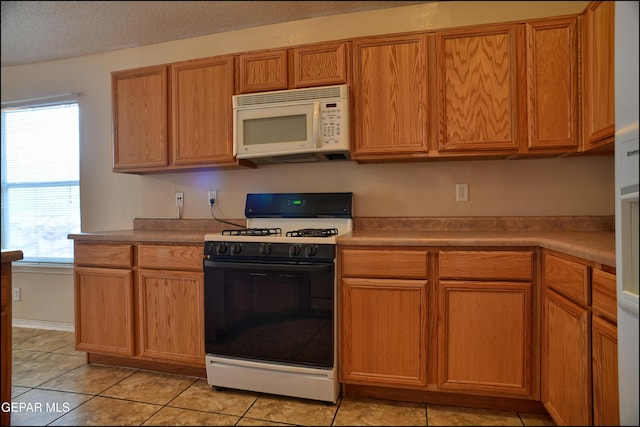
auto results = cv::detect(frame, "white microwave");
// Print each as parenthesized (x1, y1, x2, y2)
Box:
(233, 84, 350, 164)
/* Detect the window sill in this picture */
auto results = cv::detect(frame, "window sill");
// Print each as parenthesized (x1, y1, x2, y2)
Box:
(13, 262, 73, 275)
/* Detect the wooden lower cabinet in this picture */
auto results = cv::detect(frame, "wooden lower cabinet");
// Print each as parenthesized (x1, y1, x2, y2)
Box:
(541, 250, 619, 426)
(437, 280, 533, 397)
(73, 242, 205, 370)
(339, 247, 429, 388)
(340, 247, 537, 402)
(437, 250, 535, 399)
(341, 277, 428, 387)
(136, 244, 205, 367)
(75, 266, 135, 356)
(74, 242, 135, 355)
(542, 288, 592, 425)
(137, 269, 204, 365)
(591, 269, 619, 426)
(592, 316, 619, 425)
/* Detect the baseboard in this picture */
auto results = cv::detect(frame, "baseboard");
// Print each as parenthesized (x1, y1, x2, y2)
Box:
(13, 318, 75, 332)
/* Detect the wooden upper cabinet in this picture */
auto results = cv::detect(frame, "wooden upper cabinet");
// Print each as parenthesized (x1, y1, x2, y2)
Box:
(112, 65, 168, 170)
(170, 56, 235, 165)
(112, 56, 245, 173)
(292, 41, 350, 88)
(236, 49, 289, 93)
(434, 24, 523, 155)
(237, 41, 351, 93)
(351, 33, 428, 159)
(525, 17, 579, 152)
(582, 1, 615, 150)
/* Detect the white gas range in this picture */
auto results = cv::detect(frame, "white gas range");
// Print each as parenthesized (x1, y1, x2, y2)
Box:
(202, 192, 352, 404)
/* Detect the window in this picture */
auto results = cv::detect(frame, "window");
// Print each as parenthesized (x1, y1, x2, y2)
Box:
(1, 97, 80, 263)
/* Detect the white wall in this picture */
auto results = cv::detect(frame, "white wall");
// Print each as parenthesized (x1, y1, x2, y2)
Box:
(3, 1, 608, 326)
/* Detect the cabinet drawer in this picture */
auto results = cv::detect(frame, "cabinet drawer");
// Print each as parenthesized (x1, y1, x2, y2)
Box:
(138, 244, 203, 271)
(74, 242, 133, 268)
(439, 251, 533, 280)
(592, 269, 617, 322)
(543, 253, 589, 306)
(341, 249, 428, 279)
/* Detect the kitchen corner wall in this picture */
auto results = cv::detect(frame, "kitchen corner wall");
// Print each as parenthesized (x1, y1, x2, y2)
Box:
(3, 1, 605, 326)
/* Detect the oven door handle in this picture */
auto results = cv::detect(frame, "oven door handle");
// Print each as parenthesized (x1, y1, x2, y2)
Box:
(204, 259, 333, 272)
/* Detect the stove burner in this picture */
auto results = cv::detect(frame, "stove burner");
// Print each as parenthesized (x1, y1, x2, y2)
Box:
(286, 228, 339, 238)
(222, 227, 282, 236)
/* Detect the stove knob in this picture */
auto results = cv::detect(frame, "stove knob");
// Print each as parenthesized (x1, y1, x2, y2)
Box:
(304, 244, 318, 257)
(259, 243, 271, 256)
(215, 242, 227, 255)
(230, 243, 242, 255)
(289, 244, 301, 257)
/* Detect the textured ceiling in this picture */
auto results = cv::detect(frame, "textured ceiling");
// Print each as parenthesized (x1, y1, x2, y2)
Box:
(1, 1, 431, 67)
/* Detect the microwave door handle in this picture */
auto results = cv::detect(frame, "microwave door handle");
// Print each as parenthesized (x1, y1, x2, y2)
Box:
(313, 102, 321, 147)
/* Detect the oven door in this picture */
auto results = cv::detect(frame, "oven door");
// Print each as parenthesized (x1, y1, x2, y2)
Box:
(203, 258, 335, 368)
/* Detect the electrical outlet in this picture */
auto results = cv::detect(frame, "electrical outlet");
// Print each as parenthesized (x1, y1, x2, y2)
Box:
(456, 183, 469, 202)
(175, 191, 184, 207)
(13, 287, 21, 301)
(208, 190, 217, 206)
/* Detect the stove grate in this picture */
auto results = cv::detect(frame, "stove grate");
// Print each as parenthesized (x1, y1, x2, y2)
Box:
(222, 227, 282, 236)
(286, 228, 339, 238)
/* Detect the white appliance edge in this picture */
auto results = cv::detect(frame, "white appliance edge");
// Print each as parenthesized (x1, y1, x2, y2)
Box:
(205, 355, 339, 403)
(615, 2, 639, 425)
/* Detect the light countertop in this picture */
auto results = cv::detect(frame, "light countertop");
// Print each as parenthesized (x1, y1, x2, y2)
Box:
(68, 216, 616, 268)
(337, 229, 615, 267)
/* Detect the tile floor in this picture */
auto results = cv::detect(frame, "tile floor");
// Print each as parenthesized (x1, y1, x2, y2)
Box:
(9, 327, 556, 426)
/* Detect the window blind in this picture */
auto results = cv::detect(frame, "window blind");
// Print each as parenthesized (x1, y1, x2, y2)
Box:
(1, 100, 80, 263)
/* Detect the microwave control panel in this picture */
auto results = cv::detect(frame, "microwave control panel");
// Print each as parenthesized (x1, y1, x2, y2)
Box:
(320, 101, 346, 146)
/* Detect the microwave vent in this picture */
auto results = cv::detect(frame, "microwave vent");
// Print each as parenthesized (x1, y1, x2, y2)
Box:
(234, 84, 348, 108)
(247, 152, 350, 165)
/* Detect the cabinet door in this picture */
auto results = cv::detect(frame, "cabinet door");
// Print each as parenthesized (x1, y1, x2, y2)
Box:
(292, 41, 350, 88)
(75, 266, 134, 356)
(435, 24, 523, 154)
(138, 269, 204, 366)
(582, 0, 615, 150)
(525, 17, 579, 152)
(340, 278, 428, 387)
(351, 34, 428, 158)
(112, 65, 168, 170)
(437, 280, 533, 397)
(542, 289, 591, 426)
(592, 315, 619, 426)
(170, 56, 235, 165)
(237, 49, 288, 93)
